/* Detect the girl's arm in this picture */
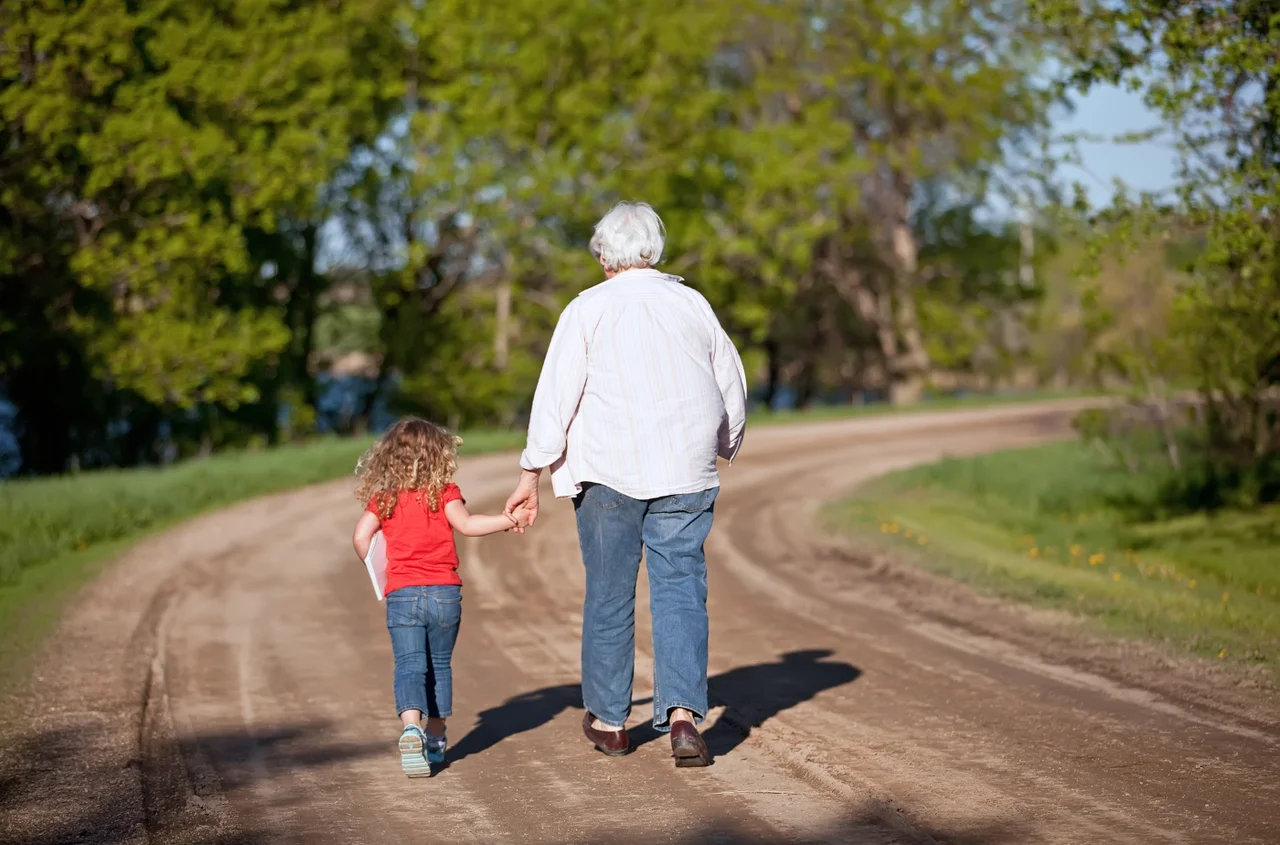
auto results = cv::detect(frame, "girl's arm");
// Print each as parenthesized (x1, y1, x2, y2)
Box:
(444, 499, 520, 537)
(353, 511, 381, 560)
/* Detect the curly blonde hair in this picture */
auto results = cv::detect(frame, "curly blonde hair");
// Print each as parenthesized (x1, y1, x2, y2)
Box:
(355, 418, 462, 520)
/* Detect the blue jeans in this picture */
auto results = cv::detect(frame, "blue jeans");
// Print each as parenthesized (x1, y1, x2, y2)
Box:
(385, 585, 462, 718)
(574, 483, 718, 732)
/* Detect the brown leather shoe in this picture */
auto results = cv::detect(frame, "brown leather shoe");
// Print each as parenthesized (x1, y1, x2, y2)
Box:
(582, 711, 630, 757)
(670, 720, 709, 767)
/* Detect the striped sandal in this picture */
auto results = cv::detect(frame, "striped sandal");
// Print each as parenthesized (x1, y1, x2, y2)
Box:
(398, 725, 431, 778)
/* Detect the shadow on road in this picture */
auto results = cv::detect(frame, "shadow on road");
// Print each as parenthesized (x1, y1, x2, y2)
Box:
(552, 808, 1032, 845)
(630, 648, 862, 757)
(0, 719, 386, 845)
(445, 681, 583, 767)
(1, 651, 867, 844)
(448, 648, 861, 764)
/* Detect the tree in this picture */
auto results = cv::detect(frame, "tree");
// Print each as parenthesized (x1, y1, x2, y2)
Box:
(1035, 0, 1280, 488)
(0, 0, 403, 471)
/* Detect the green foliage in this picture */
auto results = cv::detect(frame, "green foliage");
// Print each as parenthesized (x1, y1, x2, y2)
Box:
(0, 0, 404, 470)
(832, 441, 1280, 668)
(3, 0, 1068, 473)
(1033, 0, 1280, 475)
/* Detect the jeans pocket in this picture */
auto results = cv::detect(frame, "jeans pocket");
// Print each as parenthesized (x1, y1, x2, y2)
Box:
(650, 487, 718, 514)
(582, 483, 629, 511)
(386, 596, 418, 628)
(433, 596, 462, 630)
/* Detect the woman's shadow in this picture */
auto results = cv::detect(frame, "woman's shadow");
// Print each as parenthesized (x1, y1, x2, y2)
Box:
(631, 649, 861, 757)
(446, 649, 860, 767)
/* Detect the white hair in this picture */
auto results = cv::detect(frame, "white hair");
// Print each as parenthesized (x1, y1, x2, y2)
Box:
(588, 201, 666, 272)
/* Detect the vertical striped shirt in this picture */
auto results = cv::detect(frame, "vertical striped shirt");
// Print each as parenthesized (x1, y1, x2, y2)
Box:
(520, 268, 748, 499)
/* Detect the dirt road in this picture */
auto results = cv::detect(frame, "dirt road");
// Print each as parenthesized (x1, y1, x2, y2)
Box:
(3, 402, 1277, 845)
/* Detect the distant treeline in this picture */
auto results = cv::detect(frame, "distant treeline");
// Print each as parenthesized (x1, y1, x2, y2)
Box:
(1, 0, 1274, 489)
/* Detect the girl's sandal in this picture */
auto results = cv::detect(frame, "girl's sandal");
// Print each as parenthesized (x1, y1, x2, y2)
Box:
(398, 725, 432, 778)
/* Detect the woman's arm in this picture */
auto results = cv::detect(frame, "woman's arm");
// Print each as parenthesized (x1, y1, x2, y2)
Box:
(353, 511, 381, 560)
(444, 499, 520, 537)
(519, 300, 588, 476)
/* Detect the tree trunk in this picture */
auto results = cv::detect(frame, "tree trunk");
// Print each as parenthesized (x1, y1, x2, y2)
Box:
(795, 358, 818, 409)
(763, 336, 781, 411)
(297, 224, 321, 413)
(494, 281, 512, 370)
(888, 205, 930, 405)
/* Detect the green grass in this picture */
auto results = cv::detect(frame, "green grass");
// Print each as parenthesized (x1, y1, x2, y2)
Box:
(747, 388, 1097, 426)
(0, 429, 525, 689)
(825, 441, 1280, 672)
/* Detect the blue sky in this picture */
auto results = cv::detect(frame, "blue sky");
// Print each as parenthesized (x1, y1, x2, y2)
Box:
(1054, 84, 1178, 207)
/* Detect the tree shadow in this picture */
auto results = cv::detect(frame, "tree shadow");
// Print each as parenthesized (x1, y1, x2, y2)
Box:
(629, 649, 862, 759)
(555, 803, 1032, 845)
(0, 719, 386, 845)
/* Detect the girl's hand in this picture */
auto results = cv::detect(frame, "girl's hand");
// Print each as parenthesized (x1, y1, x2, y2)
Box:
(510, 505, 534, 529)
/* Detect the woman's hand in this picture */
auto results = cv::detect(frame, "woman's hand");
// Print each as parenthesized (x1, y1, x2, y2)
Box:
(503, 469, 541, 533)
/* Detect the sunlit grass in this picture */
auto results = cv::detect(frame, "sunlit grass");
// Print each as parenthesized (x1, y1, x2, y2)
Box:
(825, 441, 1280, 673)
(748, 388, 1096, 426)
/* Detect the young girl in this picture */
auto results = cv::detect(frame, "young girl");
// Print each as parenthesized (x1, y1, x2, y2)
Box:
(353, 418, 530, 777)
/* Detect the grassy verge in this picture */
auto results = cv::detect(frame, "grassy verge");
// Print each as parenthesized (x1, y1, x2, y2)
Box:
(747, 388, 1099, 426)
(825, 441, 1279, 673)
(0, 430, 524, 689)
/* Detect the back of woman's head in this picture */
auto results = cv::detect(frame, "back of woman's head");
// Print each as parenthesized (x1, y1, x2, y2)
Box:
(589, 201, 666, 272)
(355, 418, 461, 519)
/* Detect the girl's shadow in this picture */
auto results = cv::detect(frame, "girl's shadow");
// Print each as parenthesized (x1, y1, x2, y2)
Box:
(443, 683, 583, 768)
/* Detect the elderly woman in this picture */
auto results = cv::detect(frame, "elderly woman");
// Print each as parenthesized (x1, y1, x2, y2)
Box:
(504, 201, 747, 767)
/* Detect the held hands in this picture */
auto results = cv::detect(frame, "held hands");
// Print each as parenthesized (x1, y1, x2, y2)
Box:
(507, 505, 534, 530)
(503, 469, 541, 534)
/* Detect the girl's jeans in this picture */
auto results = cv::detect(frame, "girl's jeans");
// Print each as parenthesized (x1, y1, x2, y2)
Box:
(385, 585, 462, 718)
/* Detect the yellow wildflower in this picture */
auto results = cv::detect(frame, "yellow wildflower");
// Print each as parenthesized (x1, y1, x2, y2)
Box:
(918, 536, 928, 545)
(1188, 579, 1197, 589)
(1112, 572, 1122, 582)
(1070, 544, 1081, 556)
(1219, 648, 1227, 660)
(1222, 592, 1230, 603)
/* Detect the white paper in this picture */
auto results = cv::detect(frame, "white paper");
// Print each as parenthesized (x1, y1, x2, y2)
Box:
(364, 531, 388, 601)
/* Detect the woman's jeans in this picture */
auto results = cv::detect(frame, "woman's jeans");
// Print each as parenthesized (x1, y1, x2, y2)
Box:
(385, 585, 462, 718)
(574, 483, 718, 732)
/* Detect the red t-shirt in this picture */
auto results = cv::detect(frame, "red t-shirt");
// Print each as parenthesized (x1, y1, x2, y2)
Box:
(369, 484, 465, 595)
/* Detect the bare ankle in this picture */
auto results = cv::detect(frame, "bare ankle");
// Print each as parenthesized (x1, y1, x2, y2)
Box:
(591, 717, 622, 733)
(668, 708, 695, 725)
